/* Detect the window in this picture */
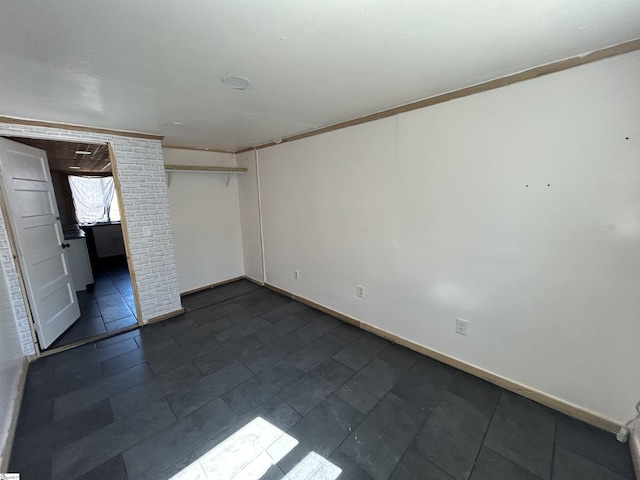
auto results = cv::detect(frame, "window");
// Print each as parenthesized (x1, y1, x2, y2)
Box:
(68, 176, 121, 225)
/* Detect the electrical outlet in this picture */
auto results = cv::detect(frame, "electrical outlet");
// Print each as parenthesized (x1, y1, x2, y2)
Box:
(142, 226, 151, 237)
(294, 269, 300, 280)
(357, 285, 365, 298)
(455, 318, 468, 335)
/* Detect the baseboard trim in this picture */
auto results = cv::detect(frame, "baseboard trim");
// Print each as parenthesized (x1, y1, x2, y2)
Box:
(147, 308, 185, 324)
(1, 357, 29, 472)
(180, 276, 245, 297)
(263, 282, 620, 434)
(265, 283, 359, 327)
(630, 423, 640, 479)
(244, 276, 265, 286)
(363, 322, 621, 433)
(40, 325, 139, 357)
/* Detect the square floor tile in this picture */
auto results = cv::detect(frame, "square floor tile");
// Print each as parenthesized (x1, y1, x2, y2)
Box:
(100, 303, 134, 322)
(446, 370, 500, 416)
(412, 392, 492, 480)
(76, 454, 128, 480)
(391, 356, 456, 413)
(109, 362, 202, 420)
(223, 361, 304, 417)
(104, 315, 138, 332)
(336, 358, 401, 414)
(471, 447, 544, 480)
(483, 392, 556, 479)
(279, 395, 365, 474)
(332, 333, 389, 371)
(54, 362, 154, 421)
(167, 361, 253, 418)
(240, 334, 305, 374)
(12, 281, 635, 480)
(390, 449, 454, 480)
(555, 414, 635, 478)
(122, 397, 237, 480)
(52, 398, 176, 479)
(339, 393, 427, 480)
(279, 359, 354, 415)
(552, 445, 631, 480)
(50, 315, 106, 349)
(286, 334, 347, 373)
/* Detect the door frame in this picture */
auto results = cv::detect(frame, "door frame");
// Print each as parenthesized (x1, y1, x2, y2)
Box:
(0, 184, 41, 356)
(0, 133, 144, 357)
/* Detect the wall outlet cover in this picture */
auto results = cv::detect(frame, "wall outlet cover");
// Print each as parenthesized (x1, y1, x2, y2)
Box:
(455, 318, 468, 335)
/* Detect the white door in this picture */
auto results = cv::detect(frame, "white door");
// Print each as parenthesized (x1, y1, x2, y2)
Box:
(0, 138, 80, 349)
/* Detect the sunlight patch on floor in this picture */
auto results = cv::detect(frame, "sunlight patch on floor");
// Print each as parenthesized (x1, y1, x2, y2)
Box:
(169, 417, 342, 480)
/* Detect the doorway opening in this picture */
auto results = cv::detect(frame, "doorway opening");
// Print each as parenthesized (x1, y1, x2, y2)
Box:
(0, 136, 140, 353)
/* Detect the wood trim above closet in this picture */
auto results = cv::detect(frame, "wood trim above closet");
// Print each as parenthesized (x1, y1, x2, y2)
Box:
(0, 116, 164, 141)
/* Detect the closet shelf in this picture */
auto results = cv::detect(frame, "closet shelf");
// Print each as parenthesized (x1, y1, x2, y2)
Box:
(164, 165, 247, 187)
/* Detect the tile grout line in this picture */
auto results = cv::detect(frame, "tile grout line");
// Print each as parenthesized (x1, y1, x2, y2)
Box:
(182, 284, 264, 314)
(549, 412, 559, 479)
(469, 389, 503, 479)
(17, 280, 635, 480)
(328, 354, 425, 479)
(383, 373, 448, 479)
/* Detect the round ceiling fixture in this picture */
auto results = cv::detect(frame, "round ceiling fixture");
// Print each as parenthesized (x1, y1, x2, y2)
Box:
(221, 74, 251, 90)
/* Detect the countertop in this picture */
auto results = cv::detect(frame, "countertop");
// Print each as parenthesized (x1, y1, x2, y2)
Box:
(63, 226, 86, 240)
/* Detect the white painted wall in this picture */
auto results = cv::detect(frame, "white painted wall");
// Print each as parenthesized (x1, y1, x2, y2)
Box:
(0, 209, 32, 356)
(237, 151, 264, 283)
(163, 148, 237, 168)
(164, 148, 245, 293)
(0, 229, 27, 469)
(241, 51, 640, 425)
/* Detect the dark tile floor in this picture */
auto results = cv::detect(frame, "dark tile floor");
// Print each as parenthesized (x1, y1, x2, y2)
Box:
(48, 259, 138, 350)
(11, 280, 635, 480)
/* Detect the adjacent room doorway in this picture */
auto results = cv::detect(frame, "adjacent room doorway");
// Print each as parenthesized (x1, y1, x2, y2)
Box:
(0, 136, 141, 354)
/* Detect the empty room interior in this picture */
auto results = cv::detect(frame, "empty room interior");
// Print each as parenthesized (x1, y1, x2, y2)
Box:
(0, 2, 639, 480)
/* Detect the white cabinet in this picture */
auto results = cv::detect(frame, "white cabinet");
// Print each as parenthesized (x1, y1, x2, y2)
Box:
(93, 224, 125, 258)
(66, 238, 94, 291)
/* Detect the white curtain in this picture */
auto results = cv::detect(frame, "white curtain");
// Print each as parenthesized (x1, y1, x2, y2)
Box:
(68, 176, 116, 224)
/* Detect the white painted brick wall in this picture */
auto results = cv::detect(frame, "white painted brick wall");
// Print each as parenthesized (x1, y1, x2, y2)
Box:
(0, 123, 183, 354)
(0, 212, 33, 355)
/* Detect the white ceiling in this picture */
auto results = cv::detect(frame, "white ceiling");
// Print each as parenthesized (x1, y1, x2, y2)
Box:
(1, 1, 639, 152)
